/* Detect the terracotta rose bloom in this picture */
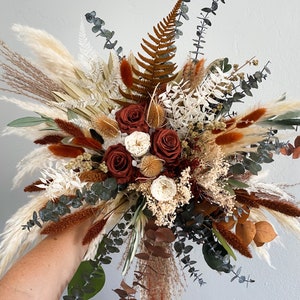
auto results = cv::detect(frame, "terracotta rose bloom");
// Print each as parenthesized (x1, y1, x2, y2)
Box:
(151, 128, 181, 166)
(115, 104, 149, 134)
(103, 143, 134, 184)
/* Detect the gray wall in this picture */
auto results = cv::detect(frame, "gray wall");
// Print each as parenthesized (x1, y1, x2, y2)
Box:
(1, 1, 300, 299)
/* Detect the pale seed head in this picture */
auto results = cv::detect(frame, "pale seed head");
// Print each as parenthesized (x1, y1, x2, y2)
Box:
(140, 155, 163, 177)
(146, 101, 165, 129)
(92, 115, 119, 138)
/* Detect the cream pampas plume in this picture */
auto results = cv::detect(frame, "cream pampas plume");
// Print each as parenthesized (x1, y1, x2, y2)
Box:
(0, 96, 67, 122)
(0, 194, 49, 277)
(12, 24, 77, 81)
(12, 147, 55, 188)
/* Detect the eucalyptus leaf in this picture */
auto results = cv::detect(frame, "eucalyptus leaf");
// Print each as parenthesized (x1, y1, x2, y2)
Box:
(67, 260, 105, 300)
(202, 242, 232, 273)
(227, 178, 249, 189)
(67, 109, 79, 120)
(229, 163, 245, 175)
(7, 116, 47, 127)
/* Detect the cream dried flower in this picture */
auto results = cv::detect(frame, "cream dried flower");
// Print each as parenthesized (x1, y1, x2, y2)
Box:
(124, 131, 150, 158)
(36, 161, 86, 199)
(150, 175, 177, 202)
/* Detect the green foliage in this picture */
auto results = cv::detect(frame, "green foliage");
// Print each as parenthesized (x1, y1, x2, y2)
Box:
(7, 115, 56, 128)
(65, 261, 105, 300)
(64, 210, 134, 299)
(221, 57, 232, 73)
(202, 241, 232, 273)
(230, 266, 255, 286)
(175, 0, 190, 38)
(212, 228, 236, 261)
(218, 60, 271, 117)
(173, 201, 210, 285)
(85, 11, 123, 58)
(96, 212, 132, 265)
(22, 178, 119, 231)
(191, 0, 225, 60)
(237, 61, 271, 97)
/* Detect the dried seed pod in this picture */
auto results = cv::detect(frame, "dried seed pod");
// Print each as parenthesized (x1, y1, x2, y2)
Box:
(140, 155, 163, 177)
(92, 115, 119, 138)
(146, 101, 165, 128)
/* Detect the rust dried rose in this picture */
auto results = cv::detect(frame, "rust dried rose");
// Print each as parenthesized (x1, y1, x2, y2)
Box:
(151, 128, 181, 166)
(103, 143, 134, 184)
(115, 104, 149, 134)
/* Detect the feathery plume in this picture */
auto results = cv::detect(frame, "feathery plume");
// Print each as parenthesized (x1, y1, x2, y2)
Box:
(12, 24, 77, 81)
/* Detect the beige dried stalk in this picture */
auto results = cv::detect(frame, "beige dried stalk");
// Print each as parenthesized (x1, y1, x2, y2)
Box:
(0, 40, 63, 102)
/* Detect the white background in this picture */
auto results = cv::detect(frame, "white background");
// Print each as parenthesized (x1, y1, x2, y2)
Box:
(0, 1, 300, 299)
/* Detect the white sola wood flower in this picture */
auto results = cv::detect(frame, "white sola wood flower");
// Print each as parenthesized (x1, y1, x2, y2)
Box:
(37, 161, 86, 199)
(124, 131, 151, 158)
(150, 175, 177, 202)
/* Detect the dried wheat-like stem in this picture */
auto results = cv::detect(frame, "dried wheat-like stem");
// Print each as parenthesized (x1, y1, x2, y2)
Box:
(139, 244, 183, 300)
(256, 197, 300, 217)
(235, 189, 260, 208)
(0, 40, 63, 102)
(54, 118, 85, 137)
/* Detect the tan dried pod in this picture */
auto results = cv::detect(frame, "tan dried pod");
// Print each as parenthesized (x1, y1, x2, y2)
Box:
(92, 115, 119, 138)
(140, 155, 163, 177)
(146, 100, 165, 129)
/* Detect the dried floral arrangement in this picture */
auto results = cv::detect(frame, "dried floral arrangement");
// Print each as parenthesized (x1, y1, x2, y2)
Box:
(1, 0, 300, 299)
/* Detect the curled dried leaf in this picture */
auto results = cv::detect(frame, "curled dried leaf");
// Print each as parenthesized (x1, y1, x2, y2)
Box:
(253, 221, 277, 244)
(144, 240, 171, 258)
(120, 280, 136, 295)
(235, 221, 256, 246)
(219, 217, 236, 230)
(235, 206, 250, 224)
(135, 253, 150, 260)
(155, 227, 176, 243)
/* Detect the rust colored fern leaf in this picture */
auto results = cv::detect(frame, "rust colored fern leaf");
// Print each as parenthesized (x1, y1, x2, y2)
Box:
(54, 118, 85, 138)
(119, 0, 182, 102)
(82, 217, 108, 245)
(41, 207, 98, 235)
(214, 222, 252, 258)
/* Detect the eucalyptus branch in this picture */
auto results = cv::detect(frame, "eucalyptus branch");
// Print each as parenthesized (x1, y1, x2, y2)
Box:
(191, 0, 225, 60)
(85, 11, 123, 59)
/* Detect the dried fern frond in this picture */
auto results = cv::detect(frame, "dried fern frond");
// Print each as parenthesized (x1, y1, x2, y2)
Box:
(119, 0, 183, 102)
